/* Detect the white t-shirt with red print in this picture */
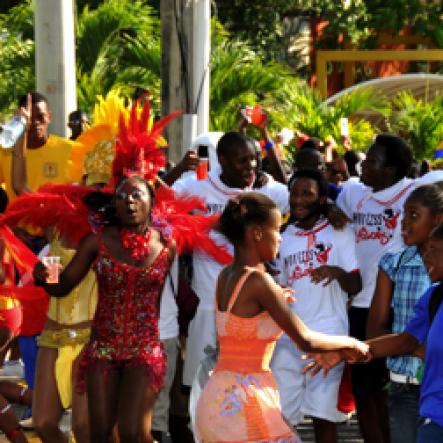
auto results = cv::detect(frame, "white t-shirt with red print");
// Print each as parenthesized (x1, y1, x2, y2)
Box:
(336, 177, 415, 308)
(172, 166, 289, 310)
(172, 166, 289, 385)
(276, 218, 358, 335)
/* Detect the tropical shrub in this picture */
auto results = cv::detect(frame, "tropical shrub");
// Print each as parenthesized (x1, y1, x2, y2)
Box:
(387, 92, 443, 160)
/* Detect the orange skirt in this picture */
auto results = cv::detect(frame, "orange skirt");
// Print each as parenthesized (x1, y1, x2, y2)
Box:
(195, 369, 301, 443)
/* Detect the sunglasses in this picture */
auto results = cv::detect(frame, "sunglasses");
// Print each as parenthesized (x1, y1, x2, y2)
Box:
(115, 189, 149, 201)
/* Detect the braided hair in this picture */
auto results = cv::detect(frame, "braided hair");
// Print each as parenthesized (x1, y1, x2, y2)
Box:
(217, 192, 277, 245)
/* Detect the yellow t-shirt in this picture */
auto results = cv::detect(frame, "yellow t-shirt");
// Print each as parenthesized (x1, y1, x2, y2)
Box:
(0, 134, 83, 201)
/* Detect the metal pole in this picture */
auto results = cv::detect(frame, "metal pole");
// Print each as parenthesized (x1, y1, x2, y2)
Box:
(192, 0, 210, 135)
(34, 0, 77, 137)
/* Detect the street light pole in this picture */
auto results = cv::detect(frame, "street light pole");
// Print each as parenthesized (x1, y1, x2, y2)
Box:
(161, 0, 211, 164)
(34, 0, 77, 137)
(192, 0, 210, 136)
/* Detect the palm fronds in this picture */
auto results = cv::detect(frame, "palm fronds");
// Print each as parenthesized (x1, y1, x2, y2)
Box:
(387, 92, 443, 160)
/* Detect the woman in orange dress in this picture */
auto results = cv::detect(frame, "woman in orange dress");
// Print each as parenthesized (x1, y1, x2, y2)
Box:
(195, 192, 369, 443)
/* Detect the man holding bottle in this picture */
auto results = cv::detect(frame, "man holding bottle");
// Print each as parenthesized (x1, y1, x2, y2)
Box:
(0, 91, 81, 200)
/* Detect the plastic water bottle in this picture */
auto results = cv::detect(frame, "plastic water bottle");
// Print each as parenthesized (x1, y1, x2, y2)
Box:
(0, 116, 27, 148)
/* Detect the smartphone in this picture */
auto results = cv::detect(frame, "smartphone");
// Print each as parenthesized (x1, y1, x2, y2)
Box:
(197, 145, 209, 159)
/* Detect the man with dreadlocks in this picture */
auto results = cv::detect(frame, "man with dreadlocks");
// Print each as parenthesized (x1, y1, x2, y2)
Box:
(272, 169, 361, 443)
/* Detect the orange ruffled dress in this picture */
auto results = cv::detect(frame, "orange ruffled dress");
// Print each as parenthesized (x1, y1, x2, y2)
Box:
(195, 270, 301, 443)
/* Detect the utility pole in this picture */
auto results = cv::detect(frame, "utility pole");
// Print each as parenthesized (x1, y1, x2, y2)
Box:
(192, 0, 210, 136)
(161, 0, 210, 164)
(34, 0, 77, 137)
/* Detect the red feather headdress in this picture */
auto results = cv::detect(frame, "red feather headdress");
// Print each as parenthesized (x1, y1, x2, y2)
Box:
(0, 97, 232, 265)
(112, 98, 182, 188)
(152, 185, 232, 263)
(0, 184, 113, 245)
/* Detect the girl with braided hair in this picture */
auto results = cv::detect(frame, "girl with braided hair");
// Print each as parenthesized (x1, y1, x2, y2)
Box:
(195, 192, 368, 443)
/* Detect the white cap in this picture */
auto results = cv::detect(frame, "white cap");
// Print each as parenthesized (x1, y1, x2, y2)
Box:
(190, 132, 224, 171)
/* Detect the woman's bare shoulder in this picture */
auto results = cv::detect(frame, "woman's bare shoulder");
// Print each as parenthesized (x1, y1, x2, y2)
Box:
(244, 268, 279, 296)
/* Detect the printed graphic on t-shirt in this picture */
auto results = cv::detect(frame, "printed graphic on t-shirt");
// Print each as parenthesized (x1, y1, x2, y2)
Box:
(43, 162, 58, 178)
(283, 240, 332, 284)
(206, 203, 225, 215)
(353, 207, 400, 245)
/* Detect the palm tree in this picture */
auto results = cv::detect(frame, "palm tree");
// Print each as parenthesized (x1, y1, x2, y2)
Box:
(0, 0, 388, 157)
(75, 0, 161, 112)
(387, 92, 443, 160)
(0, 0, 161, 118)
(0, 1, 34, 118)
(278, 84, 391, 163)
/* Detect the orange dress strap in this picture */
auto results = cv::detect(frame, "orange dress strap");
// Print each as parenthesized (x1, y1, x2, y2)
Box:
(226, 268, 253, 313)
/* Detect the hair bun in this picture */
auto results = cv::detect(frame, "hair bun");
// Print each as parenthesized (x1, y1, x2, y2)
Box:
(227, 197, 247, 221)
(217, 192, 277, 245)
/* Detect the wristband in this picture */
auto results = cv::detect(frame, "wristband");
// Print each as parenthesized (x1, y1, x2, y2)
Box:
(263, 140, 274, 151)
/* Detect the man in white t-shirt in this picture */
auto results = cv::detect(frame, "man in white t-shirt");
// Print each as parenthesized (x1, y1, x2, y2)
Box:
(172, 131, 289, 386)
(336, 133, 443, 443)
(271, 169, 361, 443)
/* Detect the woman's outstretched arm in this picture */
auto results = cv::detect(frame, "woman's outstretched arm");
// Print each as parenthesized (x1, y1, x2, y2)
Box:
(253, 271, 369, 356)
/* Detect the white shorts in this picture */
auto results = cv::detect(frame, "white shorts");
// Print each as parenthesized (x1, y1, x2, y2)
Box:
(183, 308, 217, 386)
(152, 337, 179, 432)
(270, 338, 346, 425)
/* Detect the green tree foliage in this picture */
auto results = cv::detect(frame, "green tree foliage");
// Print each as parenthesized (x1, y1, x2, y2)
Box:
(277, 84, 390, 163)
(387, 92, 443, 160)
(216, 1, 443, 64)
(75, 0, 161, 113)
(0, 0, 162, 118)
(0, 1, 34, 118)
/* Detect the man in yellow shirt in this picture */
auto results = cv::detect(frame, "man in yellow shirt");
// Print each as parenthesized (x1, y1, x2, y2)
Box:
(0, 92, 84, 415)
(0, 91, 82, 200)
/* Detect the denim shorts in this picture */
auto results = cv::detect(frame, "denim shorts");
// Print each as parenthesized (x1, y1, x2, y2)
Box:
(388, 381, 420, 443)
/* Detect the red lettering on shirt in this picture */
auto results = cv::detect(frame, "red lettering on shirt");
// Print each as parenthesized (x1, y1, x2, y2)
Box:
(288, 265, 314, 284)
(356, 227, 391, 245)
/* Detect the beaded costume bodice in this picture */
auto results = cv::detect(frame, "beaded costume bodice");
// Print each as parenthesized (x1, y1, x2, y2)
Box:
(91, 238, 170, 360)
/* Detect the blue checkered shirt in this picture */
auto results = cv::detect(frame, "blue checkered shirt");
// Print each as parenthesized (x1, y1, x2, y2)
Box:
(379, 246, 431, 377)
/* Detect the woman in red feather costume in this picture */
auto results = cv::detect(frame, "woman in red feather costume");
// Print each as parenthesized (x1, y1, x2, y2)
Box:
(26, 97, 228, 442)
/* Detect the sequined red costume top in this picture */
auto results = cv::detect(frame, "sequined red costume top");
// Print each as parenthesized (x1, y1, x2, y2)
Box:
(79, 237, 171, 392)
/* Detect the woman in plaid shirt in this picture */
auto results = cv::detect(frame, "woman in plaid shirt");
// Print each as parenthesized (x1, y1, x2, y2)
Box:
(367, 183, 443, 443)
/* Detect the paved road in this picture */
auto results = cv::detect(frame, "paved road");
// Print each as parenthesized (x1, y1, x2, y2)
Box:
(0, 414, 364, 442)
(298, 416, 363, 442)
(0, 373, 364, 442)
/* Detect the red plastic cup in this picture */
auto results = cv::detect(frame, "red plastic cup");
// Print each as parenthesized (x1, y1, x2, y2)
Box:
(251, 105, 266, 126)
(43, 256, 61, 283)
(196, 160, 208, 180)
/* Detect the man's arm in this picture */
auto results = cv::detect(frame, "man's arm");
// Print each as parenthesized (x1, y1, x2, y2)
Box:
(12, 94, 32, 195)
(257, 118, 287, 185)
(367, 268, 394, 338)
(162, 149, 199, 186)
(310, 266, 362, 295)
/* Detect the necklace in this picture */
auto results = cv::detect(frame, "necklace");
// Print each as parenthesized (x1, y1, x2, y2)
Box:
(120, 228, 151, 261)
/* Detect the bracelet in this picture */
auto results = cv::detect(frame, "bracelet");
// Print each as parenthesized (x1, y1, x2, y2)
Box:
(263, 140, 274, 151)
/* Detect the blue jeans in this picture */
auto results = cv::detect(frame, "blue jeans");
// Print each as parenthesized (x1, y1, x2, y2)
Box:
(388, 381, 420, 443)
(417, 417, 443, 443)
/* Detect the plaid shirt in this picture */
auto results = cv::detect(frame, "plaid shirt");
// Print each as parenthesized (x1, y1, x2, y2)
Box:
(379, 246, 431, 377)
